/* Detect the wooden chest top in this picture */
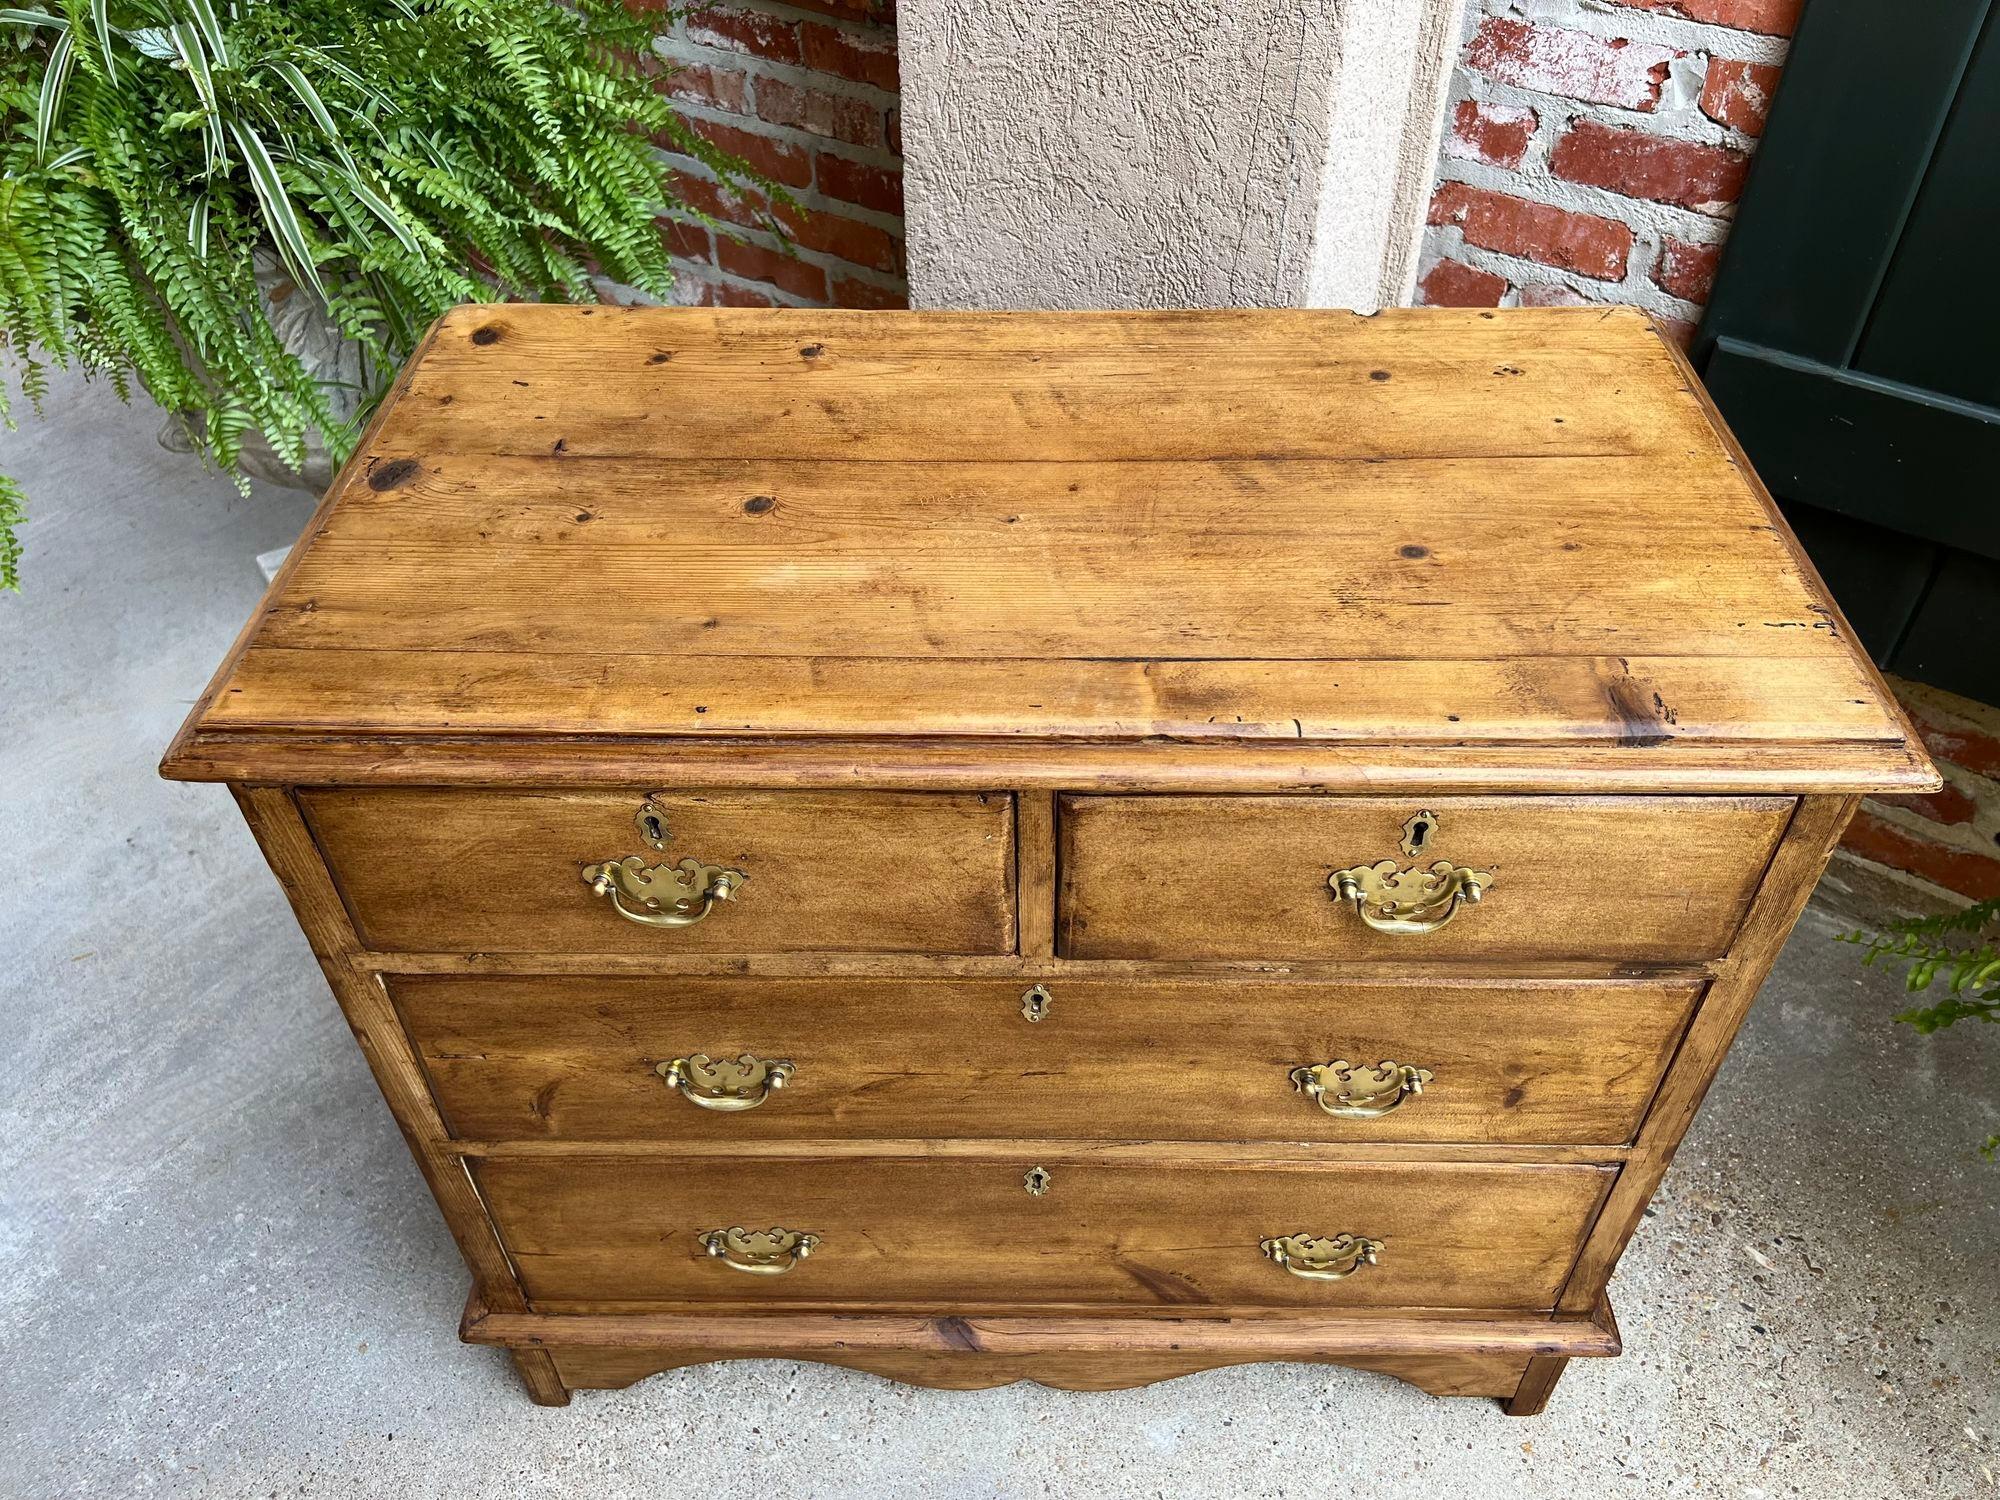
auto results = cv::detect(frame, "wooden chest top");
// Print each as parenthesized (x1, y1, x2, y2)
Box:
(163, 305, 1929, 794)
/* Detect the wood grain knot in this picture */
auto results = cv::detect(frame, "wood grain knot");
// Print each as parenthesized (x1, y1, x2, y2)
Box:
(367, 458, 422, 492)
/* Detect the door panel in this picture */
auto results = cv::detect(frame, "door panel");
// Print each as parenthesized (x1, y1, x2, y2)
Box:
(1699, 0, 1999, 703)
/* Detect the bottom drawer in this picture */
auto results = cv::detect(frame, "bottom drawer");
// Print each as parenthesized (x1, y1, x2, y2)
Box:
(473, 1156, 1613, 1312)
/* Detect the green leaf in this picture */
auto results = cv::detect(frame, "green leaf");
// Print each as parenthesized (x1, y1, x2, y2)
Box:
(0, 472, 24, 591)
(125, 25, 174, 59)
(33, 28, 74, 163)
(186, 191, 210, 258)
(0, 0, 767, 590)
(341, 171, 423, 256)
(167, 22, 227, 173)
(88, 0, 113, 82)
(182, 0, 228, 68)
(227, 120, 325, 301)
(267, 60, 353, 168)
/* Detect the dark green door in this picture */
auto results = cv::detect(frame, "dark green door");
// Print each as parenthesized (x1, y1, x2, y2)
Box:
(1697, 0, 1999, 702)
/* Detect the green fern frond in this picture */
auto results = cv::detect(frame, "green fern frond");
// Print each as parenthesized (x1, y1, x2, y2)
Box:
(0, 0, 760, 588)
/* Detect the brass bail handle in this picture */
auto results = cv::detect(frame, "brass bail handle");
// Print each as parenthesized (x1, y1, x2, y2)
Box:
(1260, 1232, 1383, 1281)
(1329, 859, 1490, 934)
(700, 1226, 819, 1276)
(582, 855, 747, 929)
(1290, 1060, 1433, 1119)
(659, 1053, 794, 1111)
(581, 795, 747, 929)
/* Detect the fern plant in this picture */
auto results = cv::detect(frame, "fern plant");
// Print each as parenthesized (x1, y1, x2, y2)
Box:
(1840, 895, 2000, 1158)
(0, 0, 755, 590)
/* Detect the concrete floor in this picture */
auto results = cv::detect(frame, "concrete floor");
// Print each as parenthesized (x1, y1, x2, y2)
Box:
(3, 367, 1997, 1499)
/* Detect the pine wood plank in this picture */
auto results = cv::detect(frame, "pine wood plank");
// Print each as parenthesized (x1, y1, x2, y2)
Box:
(253, 455, 1837, 662)
(206, 649, 1892, 745)
(158, 305, 1925, 789)
(469, 1156, 1613, 1311)
(299, 787, 1016, 956)
(385, 305, 1711, 462)
(163, 729, 1940, 794)
(460, 1295, 1621, 1400)
(390, 974, 1699, 1147)
(1059, 794, 1791, 963)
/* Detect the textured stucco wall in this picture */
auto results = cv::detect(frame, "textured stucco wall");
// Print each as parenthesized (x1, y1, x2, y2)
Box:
(898, 0, 1463, 310)
(1310, 0, 1465, 307)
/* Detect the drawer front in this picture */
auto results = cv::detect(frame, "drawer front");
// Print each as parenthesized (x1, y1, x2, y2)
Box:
(301, 788, 1015, 955)
(1059, 794, 1792, 962)
(472, 1157, 1614, 1311)
(398, 975, 1700, 1146)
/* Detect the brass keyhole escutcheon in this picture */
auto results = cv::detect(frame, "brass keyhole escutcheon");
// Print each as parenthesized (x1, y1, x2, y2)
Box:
(635, 796, 671, 850)
(1023, 1166, 1052, 1197)
(1021, 984, 1052, 1022)
(1399, 809, 1438, 858)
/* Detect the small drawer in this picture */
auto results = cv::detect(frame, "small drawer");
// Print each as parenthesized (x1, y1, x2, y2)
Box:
(397, 975, 1700, 1146)
(471, 1156, 1614, 1312)
(1058, 795, 1791, 963)
(301, 788, 1015, 955)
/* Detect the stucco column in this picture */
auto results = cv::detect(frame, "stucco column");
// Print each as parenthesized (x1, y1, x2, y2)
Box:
(897, 1, 1464, 311)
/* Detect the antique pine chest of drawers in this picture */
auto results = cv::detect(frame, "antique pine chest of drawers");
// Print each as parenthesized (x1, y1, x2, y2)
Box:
(161, 306, 1937, 1414)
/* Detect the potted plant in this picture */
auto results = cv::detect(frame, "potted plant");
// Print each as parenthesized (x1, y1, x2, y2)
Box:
(1841, 896, 2000, 1158)
(0, 0, 759, 589)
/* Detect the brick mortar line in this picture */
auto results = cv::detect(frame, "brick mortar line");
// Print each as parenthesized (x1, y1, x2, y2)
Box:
(1872, 757, 2000, 818)
(693, 0, 896, 45)
(1427, 168, 1725, 314)
(1470, 0, 1791, 65)
(1820, 847, 1969, 910)
(1435, 154, 1736, 249)
(670, 254, 905, 309)
(659, 144, 906, 237)
(675, 258, 821, 308)
(665, 93, 904, 177)
(1855, 796, 2000, 863)
(1456, 70, 1766, 155)
(654, 27, 900, 111)
(1419, 224, 1706, 322)
(672, 217, 909, 291)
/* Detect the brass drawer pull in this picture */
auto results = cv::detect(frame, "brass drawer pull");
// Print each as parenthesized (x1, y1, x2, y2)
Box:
(1328, 859, 1491, 935)
(581, 855, 746, 929)
(700, 1225, 819, 1276)
(1260, 1232, 1383, 1281)
(659, 1053, 794, 1111)
(1290, 1059, 1432, 1118)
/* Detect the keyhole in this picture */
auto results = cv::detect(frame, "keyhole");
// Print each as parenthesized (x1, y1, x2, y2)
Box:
(1400, 810, 1439, 858)
(1023, 1166, 1052, 1197)
(636, 800, 670, 849)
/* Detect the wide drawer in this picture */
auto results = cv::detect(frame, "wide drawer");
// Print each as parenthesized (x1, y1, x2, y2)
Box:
(301, 788, 1015, 955)
(1059, 795, 1792, 962)
(471, 1156, 1614, 1311)
(398, 975, 1700, 1145)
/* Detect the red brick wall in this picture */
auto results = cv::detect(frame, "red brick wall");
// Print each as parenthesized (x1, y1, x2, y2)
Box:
(1415, 0, 1798, 343)
(644, 1, 907, 308)
(1834, 681, 2000, 909)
